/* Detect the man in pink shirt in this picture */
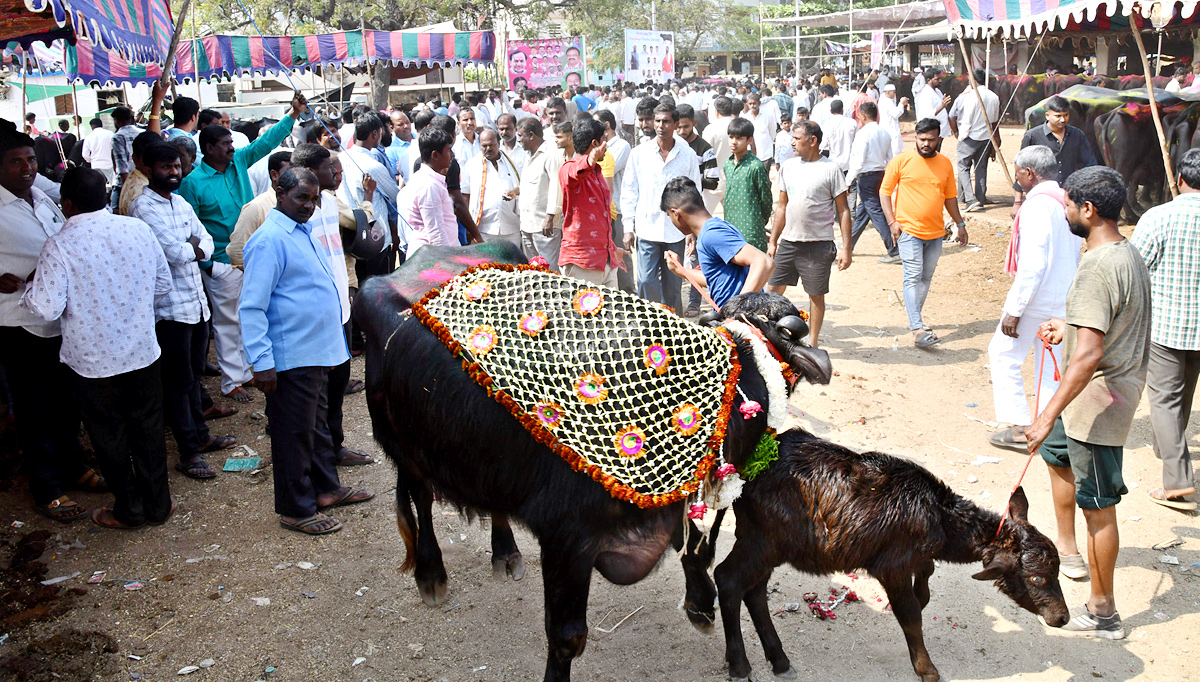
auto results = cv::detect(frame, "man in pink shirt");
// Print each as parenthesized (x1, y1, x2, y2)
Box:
(399, 127, 457, 254)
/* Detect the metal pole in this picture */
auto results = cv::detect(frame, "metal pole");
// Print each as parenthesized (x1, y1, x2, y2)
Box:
(20, 55, 27, 132)
(794, 0, 800, 79)
(847, 0, 853, 86)
(651, 0, 657, 31)
(1130, 23, 1178, 197)
(985, 31, 990, 87)
(191, 6, 202, 109)
(760, 3, 765, 80)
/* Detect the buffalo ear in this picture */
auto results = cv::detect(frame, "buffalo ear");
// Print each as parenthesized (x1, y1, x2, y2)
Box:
(1008, 486, 1030, 524)
(972, 554, 1016, 581)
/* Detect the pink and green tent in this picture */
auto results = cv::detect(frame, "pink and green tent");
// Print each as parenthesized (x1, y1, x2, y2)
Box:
(945, 0, 1200, 39)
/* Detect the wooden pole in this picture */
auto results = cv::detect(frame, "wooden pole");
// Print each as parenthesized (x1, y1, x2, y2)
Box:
(20, 55, 27, 133)
(157, 0, 193, 90)
(955, 33, 1015, 188)
(1130, 23, 1178, 198)
(362, 13, 374, 109)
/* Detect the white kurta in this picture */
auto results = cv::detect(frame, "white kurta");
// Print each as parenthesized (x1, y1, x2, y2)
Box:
(878, 96, 904, 156)
(463, 153, 521, 236)
(987, 181, 1083, 426)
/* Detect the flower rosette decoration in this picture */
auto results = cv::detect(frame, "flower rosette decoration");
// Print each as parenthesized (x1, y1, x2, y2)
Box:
(671, 403, 703, 437)
(572, 288, 604, 316)
(574, 372, 608, 405)
(534, 401, 565, 430)
(466, 324, 498, 356)
(519, 310, 549, 337)
(463, 279, 491, 302)
(644, 344, 671, 376)
(613, 425, 647, 459)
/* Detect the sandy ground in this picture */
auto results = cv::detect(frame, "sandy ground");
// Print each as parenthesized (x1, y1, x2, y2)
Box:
(0, 123, 1196, 682)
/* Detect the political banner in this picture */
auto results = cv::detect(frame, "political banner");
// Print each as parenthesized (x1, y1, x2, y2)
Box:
(505, 37, 586, 91)
(624, 29, 675, 84)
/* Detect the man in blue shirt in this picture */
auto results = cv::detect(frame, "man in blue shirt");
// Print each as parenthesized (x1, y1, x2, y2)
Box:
(659, 177, 774, 308)
(571, 88, 596, 113)
(239, 168, 374, 536)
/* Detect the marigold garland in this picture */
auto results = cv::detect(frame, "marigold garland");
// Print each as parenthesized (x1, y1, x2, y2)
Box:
(410, 262, 742, 509)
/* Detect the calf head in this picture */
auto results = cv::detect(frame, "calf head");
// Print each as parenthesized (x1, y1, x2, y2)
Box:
(973, 488, 1070, 627)
(717, 292, 833, 387)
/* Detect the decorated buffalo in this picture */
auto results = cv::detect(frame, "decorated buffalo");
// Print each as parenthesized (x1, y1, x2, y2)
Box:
(707, 427, 1069, 682)
(353, 243, 832, 682)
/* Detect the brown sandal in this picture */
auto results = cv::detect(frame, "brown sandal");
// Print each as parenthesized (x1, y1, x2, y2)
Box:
(91, 507, 146, 530)
(36, 496, 88, 523)
(72, 469, 109, 493)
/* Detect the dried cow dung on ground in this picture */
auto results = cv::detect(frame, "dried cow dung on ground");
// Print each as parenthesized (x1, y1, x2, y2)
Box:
(0, 629, 120, 682)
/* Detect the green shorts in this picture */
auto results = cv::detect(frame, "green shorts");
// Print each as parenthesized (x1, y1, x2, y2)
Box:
(1039, 417, 1127, 510)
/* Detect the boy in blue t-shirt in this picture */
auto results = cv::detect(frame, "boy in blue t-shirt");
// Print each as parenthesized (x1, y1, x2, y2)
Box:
(660, 177, 774, 309)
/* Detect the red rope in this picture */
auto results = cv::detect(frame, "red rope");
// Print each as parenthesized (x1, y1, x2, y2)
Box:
(995, 337, 1061, 538)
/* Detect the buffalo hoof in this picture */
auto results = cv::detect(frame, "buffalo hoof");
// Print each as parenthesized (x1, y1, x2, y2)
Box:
(492, 552, 526, 581)
(418, 578, 448, 607)
(684, 607, 716, 634)
(774, 667, 797, 680)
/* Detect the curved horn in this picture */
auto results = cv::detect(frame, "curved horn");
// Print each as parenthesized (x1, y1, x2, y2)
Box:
(774, 315, 808, 343)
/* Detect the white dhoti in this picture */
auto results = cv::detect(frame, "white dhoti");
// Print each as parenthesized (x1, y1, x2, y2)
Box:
(202, 262, 253, 395)
(987, 310, 1064, 426)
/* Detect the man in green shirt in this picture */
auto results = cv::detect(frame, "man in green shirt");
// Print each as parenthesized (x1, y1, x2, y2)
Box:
(179, 92, 306, 402)
(1026, 166, 1152, 640)
(722, 117, 772, 252)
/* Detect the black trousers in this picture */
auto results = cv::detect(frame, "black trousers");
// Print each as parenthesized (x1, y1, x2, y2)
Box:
(73, 361, 171, 525)
(0, 327, 88, 506)
(155, 320, 211, 463)
(325, 357, 350, 455)
(265, 366, 341, 518)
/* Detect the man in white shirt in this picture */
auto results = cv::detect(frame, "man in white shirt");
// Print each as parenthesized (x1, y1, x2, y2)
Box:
(846, 101, 898, 263)
(809, 84, 838, 130)
(742, 92, 778, 169)
(949, 69, 1001, 211)
(22, 167, 174, 529)
(878, 84, 907, 156)
(80, 118, 115, 186)
(621, 103, 701, 314)
(0, 124, 95, 523)
(914, 69, 952, 138)
(463, 129, 521, 246)
(517, 118, 563, 269)
(453, 109, 482, 165)
(621, 90, 638, 140)
(821, 100, 857, 174)
(338, 114, 400, 259)
(495, 113, 525, 172)
(987, 145, 1081, 457)
(702, 96, 735, 213)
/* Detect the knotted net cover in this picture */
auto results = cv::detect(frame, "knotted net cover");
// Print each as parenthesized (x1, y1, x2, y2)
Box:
(411, 264, 741, 508)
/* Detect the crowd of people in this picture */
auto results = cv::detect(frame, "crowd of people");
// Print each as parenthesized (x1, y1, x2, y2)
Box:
(2, 65, 1198, 641)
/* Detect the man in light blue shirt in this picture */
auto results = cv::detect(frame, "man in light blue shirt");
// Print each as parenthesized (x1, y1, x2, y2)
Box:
(239, 168, 374, 536)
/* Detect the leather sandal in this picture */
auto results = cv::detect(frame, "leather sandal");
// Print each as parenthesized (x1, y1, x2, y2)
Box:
(36, 495, 88, 523)
(72, 469, 109, 493)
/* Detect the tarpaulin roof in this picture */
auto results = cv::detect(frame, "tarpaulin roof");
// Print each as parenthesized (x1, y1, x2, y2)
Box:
(2, 0, 173, 63)
(67, 27, 496, 86)
(945, 0, 1200, 39)
(765, 0, 946, 29)
(16, 81, 73, 101)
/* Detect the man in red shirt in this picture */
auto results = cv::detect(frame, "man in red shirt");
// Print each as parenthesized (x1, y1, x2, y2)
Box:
(558, 119, 623, 286)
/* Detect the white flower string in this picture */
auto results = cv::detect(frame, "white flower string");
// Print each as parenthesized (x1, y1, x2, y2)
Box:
(718, 320, 789, 432)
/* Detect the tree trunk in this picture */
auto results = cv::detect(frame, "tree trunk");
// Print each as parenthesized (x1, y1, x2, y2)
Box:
(370, 62, 392, 109)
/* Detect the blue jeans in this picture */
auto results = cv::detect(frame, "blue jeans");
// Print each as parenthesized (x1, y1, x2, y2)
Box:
(686, 249, 702, 311)
(897, 232, 942, 330)
(850, 171, 897, 257)
(637, 238, 685, 313)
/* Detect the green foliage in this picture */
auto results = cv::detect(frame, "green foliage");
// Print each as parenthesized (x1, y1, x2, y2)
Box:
(740, 431, 779, 482)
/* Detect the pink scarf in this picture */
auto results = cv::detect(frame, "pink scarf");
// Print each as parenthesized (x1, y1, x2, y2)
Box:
(1005, 184, 1065, 275)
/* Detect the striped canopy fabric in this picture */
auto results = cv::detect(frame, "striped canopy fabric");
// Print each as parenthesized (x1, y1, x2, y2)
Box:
(946, 0, 1200, 38)
(23, 0, 173, 63)
(66, 28, 496, 86)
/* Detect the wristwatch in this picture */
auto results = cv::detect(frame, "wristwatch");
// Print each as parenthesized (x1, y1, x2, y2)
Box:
(956, 220, 966, 228)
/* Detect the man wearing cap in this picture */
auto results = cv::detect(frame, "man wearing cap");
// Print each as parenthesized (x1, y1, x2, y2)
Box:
(878, 84, 908, 157)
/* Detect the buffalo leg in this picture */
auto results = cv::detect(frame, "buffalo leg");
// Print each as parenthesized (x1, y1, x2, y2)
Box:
(913, 559, 935, 609)
(411, 483, 449, 606)
(880, 574, 939, 682)
(540, 539, 595, 682)
(714, 538, 775, 681)
(744, 576, 794, 678)
(394, 470, 420, 572)
(672, 509, 726, 632)
(490, 513, 525, 581)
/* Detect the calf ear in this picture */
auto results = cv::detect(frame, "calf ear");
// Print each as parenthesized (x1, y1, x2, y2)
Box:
(1008, 486, 1030, 523)
(972, 554, 1016, 581)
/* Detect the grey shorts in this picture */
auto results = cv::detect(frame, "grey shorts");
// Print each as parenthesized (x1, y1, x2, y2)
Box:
(768, 240, 836, 295)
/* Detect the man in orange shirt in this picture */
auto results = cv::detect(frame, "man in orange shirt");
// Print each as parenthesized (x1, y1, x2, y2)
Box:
(880, 118, 969, 348)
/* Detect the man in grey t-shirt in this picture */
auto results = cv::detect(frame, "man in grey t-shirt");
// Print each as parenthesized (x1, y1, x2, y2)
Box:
(766, 119, 852, 347)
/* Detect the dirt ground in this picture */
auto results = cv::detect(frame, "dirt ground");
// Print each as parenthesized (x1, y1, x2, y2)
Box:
(0, 123, 1196, 682)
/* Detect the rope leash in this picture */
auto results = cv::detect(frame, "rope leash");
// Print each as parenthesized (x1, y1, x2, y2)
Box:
(995, 336, 1060, 538)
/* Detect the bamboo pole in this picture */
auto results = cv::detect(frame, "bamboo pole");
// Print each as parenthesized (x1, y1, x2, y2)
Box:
(955, 33, 1015, 188)
(1129, 23, 1178, 198)
(157, 0, 193, 97)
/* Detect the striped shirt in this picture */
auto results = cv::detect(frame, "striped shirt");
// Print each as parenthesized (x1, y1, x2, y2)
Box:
(1130, 192, 1200, 350)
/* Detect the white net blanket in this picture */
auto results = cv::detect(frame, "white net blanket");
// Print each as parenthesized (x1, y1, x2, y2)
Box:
(413, 265, 739, 508)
